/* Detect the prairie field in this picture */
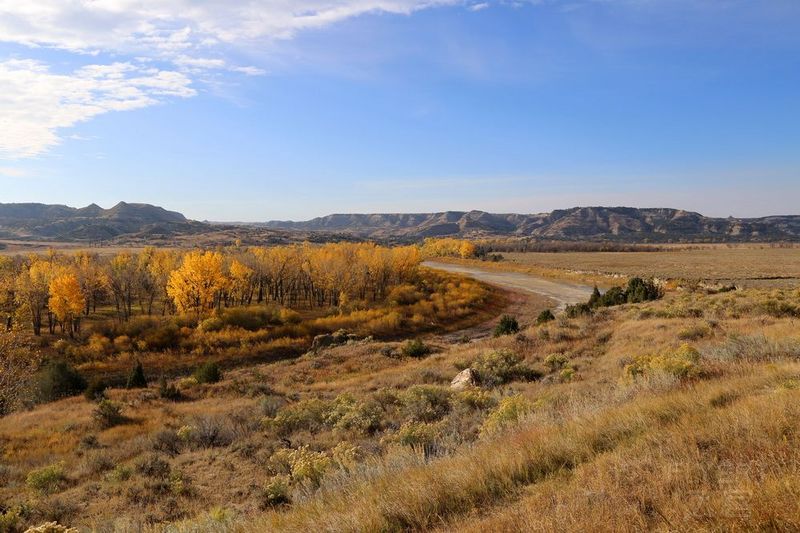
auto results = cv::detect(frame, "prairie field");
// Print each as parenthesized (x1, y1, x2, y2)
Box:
(1, 240, 800, 531)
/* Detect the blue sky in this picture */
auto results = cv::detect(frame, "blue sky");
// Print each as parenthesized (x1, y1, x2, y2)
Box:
(0, 0, 798, 221)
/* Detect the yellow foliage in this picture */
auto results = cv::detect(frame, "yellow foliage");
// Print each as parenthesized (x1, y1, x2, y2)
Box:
(48, 272, 84, 333)
(623, 343, 701, 381)
(420, 238, 478, 259)
(167, 251, 227, 316)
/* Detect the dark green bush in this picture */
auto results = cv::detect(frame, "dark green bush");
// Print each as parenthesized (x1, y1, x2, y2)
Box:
(402, 339, 431, 358)
(84, 379, 108, 401)
(126, 361, 148, 389)
(535, 309, 555, 325)
(493, 315, 519, 337)
(36, 361, 87, 402)
(193, 361, 222, 384)
(625, 277, 662, 303)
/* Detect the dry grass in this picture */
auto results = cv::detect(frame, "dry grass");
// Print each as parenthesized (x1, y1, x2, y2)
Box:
(2, 264, 800, 531)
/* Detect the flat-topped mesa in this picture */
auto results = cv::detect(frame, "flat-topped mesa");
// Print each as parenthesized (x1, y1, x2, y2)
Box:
(262, 206, 800, 242)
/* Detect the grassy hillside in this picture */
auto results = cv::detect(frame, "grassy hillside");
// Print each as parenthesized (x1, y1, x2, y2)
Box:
(2, 274, 799, 531)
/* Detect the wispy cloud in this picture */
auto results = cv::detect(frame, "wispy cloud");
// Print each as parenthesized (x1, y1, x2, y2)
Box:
(469, 3, 490, 12)
(0, 59, 195, 158)
(0, 0, 467, 159)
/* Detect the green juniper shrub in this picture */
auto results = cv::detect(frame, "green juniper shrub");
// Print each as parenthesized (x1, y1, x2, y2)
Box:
(493, 315, 520, 337)
(535, 309, 555, 325)
(401, 339, 431, 358)
(126, 360, 148, 389)
(84, 379, 108, 401)
(193, 361, 222, 384)
(36, 360, 87, 402)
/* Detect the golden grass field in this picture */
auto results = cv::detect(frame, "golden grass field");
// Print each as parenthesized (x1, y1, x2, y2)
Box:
(1, 246, 800, 531)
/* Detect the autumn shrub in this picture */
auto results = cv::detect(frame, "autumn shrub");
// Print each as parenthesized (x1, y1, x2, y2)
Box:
(324, 394, 383, 434)
(395, 421, 442, 447)
(112, 335, 133, 352)
(270, 446, 331, 487)
(493, 315, 519, 337)
(480, 395, 534, 436)
(36, 361, 86, 402)
(193, 361, 222, 384)
(623, 344, 701, 381)
(544, 353, 569, 372)
(126, 360, 148, 389)
(388, 284, 423, 305)
(262, 475, 292, 507)
(92, 400, 125, 428)
(455, 389, 497, 410)
(86, 333, 113, 357)
(472, 350, 541, 387)
(218, 306, 281, 331)
(401, 385, 452, 422)
(26, 463, 67, 495)
(401, 339, 431, 358)
(268, 399, 328, 436)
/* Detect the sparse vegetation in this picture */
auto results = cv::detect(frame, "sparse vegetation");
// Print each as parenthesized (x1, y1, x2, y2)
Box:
(2, 244, 800, 531)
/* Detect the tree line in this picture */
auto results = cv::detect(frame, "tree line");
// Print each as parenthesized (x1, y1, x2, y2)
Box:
(0, 243, 422, 336)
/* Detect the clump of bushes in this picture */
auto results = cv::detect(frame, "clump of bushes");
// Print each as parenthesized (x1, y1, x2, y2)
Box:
(471, 350, 541, 387)
(158, 377, 182, 401)
(494, 315, 519, 337)
(623, 344, 701, 381)
(401, 339, 431, 358)
(36, 361, 86, 402)
(480, 395, 533, 436)
(26, 463, 67, 495)
(193, 361, 222, 384)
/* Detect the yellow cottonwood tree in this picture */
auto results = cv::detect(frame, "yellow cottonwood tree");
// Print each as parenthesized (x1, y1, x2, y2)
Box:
(49, 272, 84, 337)
(167, 251, 227, 317)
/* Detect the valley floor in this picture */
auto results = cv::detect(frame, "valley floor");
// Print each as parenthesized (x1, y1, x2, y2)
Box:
(2, 259, 800, 532)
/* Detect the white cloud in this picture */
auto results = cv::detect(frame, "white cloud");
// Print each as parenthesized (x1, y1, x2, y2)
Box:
(0, 0, 470, 158)
(0, 1, 464, 56)
(0, 59, 195, 158)
(469, 3, 489, 11)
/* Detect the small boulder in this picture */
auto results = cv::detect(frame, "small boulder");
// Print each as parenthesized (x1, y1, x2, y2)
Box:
(450, 368, 478, 390)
